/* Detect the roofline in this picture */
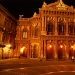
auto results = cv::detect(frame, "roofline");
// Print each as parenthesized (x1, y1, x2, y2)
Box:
(0, 4, 17, 21)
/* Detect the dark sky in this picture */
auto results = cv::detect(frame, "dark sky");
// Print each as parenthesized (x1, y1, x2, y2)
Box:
(0, 0, 75, 19)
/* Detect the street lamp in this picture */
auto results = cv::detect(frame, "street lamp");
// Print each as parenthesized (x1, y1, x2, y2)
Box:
(20, 46, 25, 53)
(49, 44, 52, 48)
(3, 44, 11, 58)
(60, 45, 63, 48)
(20, 46, 25, 57)
(6, 44, 11, 48)
(71, 45, 73, 49)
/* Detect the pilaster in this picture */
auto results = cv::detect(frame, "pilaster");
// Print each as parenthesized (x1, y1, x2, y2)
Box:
(55, 17, 58, 35)
(41, 16, 46, 35)
(54, 41, 58, 59)
(65, 18, 69, 36)
(66, 40, 69, 59)
(40, 40, 46, 61)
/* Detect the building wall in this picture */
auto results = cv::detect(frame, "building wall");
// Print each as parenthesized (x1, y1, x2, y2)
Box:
(0, 4, 17, 59)
(16, 0, 75, 60)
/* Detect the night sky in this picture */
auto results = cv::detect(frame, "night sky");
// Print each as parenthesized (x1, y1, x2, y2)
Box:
(0, 0, 75, 19)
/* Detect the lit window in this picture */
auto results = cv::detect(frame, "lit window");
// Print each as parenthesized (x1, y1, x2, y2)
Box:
(22, 31, 27, 39)
(34, 24, 38, 37)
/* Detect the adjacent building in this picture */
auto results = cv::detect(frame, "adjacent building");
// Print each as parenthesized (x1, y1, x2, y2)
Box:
(16, 0, 75, 60)
(0, 4, 17, 59)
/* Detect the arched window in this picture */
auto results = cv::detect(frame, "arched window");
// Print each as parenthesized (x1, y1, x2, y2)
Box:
(22, 27, 27, 39)
(34, 24, 38, 37)
(68, 22, 75, 35)
(58, 21, 65, 35)
(47, 21, 54, 35)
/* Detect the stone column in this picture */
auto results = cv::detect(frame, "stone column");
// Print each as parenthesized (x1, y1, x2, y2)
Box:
(42, 17, 44, 31)
(29, 44, 31, 58)
(54, 41, 58, 59)
(31, 44, 34, 58)
(40, 40, 46, 61)
(40, 40, 44, 57)
(27, 44, 30, 58)
(66, 40, 69, 59)
(45, 16, 46, 31)
(44, 40, 46, 58)
(65, 18, 69, 36)
(41, 16, 46, 35)
(55, 17, 58, 35)
(29, 43, 30, 58)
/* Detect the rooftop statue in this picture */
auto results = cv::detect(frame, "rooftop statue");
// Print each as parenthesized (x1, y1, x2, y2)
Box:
(42, 1, 47, 8)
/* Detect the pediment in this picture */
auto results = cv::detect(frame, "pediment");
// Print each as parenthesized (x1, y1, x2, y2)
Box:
(42, 0, 74, 10)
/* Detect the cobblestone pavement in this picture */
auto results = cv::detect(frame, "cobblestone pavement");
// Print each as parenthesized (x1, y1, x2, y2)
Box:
(0, 58, 75, 75)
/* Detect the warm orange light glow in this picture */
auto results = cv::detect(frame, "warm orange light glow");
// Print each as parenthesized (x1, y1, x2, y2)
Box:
(73, 44, 75, 50)
(49, 45, 52, 48)
(3, 47, 9, 52)
(20, 47, 25, 53)
(60, 45, 63, 48)
(71, 45, 73, 49)
(6, 44, 11, 48)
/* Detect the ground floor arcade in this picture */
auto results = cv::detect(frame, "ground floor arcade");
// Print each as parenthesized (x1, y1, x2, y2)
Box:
(16, 36, 75, 60)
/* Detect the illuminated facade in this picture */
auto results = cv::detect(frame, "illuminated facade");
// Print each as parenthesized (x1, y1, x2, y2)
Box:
(0, 4, 17, 59)
(16, 0, 75, 60)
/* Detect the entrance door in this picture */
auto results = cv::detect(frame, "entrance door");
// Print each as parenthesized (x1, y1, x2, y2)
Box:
(23, 48, 27, 57)
(46, 44, 54, 59)
(58, 44, 66, 59)
(69, 45, 74, 59)
(33, 45, 38, 58)
(20, 46, 27, 57)
(58, 49, 63, 59)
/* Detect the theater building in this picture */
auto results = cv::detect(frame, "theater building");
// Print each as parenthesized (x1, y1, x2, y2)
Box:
(16, 0, 75, 60)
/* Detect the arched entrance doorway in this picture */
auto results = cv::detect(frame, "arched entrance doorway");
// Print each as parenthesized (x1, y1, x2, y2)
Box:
(31, 44, 39, 58)
(69, 44, 73, 59)
(69, 43, 75, 59)
(46, 43, 54, 59)
(58, 43, 66, 59)
(20, 46, 27, 57)
(33, 45, 38, 58)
